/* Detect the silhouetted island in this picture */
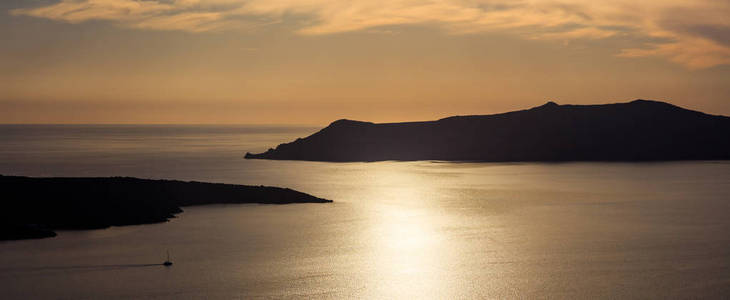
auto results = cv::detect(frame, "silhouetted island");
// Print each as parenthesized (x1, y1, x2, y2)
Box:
(0, 175, 331, 240)
(245, 100, 730, 162)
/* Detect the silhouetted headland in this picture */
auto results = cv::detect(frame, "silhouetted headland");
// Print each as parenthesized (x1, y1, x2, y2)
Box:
(0, 175, 331, 240)
(245, 100, 730, 162)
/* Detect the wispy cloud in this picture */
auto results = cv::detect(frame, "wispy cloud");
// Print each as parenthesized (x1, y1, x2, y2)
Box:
(10, 0, 730, 69)
(12, 0, 176, 23)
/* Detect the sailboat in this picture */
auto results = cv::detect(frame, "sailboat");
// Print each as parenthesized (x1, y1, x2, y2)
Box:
(163, 250, 173, 266)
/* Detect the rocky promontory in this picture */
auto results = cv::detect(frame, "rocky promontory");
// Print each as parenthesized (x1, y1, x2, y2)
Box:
(0, 175, 331, 240)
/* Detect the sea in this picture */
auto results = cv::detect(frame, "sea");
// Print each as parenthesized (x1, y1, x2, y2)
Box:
(0, 124, 729, 299)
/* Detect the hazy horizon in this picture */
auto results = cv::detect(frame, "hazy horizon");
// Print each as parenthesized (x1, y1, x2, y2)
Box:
(1, 98, 728, 125)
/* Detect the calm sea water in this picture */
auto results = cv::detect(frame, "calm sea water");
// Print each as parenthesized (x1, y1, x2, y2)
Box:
(1, 125, 729, 299)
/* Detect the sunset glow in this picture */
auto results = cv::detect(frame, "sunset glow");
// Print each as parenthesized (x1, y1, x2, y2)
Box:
(2, 0, 729, 123)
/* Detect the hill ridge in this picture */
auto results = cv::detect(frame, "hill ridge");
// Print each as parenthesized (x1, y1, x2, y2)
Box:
(245, 100, 730, 162)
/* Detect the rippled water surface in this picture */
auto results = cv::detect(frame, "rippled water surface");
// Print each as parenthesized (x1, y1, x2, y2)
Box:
(1, 125, 729, 298)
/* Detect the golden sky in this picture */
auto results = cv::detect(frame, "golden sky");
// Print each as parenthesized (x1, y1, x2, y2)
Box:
(1, 0, 729, 124)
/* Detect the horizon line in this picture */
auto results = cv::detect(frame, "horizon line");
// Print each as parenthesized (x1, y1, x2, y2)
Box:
(0, 123, 325, 126)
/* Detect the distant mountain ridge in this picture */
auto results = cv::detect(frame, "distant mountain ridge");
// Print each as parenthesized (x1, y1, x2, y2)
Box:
(245, 100, 730, 162)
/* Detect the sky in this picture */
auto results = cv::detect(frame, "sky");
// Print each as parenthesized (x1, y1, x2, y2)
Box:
(1, 0, 729, 124)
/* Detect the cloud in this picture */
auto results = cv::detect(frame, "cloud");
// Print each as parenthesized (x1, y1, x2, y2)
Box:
(619, 37, 730, 70)
(12, 0, 175, 23)
(10, 0, 730, 69)
(131, 12, 225, 32)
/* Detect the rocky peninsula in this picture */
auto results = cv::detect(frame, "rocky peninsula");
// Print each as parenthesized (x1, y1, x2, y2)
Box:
(0, 175, 331, 240)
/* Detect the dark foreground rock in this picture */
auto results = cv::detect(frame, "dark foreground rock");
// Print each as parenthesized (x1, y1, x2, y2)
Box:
(246, 100, 730, 162)
(0, 175, 331, 240)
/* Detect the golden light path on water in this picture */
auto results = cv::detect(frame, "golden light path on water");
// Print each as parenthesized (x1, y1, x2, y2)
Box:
(332, 162, 517, 298)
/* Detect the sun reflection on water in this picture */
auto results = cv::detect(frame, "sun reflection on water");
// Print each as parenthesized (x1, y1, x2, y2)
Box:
(354, 164, 452, 298)
(367, 206, 442, 297)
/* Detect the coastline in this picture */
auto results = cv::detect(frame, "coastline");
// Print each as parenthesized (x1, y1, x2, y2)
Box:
(0, 175, 332, 241)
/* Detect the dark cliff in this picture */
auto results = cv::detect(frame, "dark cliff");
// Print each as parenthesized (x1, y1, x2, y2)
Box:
(245, 100, 730, 162)
(0, 175, 331, 240)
